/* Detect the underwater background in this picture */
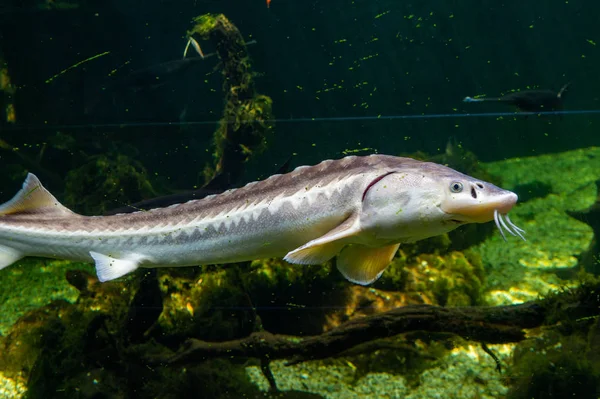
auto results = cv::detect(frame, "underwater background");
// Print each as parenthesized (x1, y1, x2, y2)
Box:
(0, 0, 600, 398)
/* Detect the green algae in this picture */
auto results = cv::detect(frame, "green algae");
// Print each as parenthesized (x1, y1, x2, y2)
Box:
(0, 146, 599, 398)
(141, 358, 264, 399)
(0, 258, 94, 336)
(0, 268, 265, 399)
(64, 153, 156, 215)
(156, 258, 345, 339)
(485, 147, 600, 195)
(506, 329, 600, 399)
(377, 250, 485, 307)
(156, 265, 260, 341)
(0, 49, 16, 124)
(474, 147, 600, 306)
(188, 14, 274, 188)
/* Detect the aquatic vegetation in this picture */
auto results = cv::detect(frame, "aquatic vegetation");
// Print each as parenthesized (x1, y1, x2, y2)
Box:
(155, 258, 343, 340)
(0, 271, 132, 398)
(156, 265, 260, 342)
(567, 179, 600, 273)
(64, 153, 156, 214)
(187, 13, 274, 188)
(0, 50, 16, 124)
(1, 1, 600, 397)
(376, 249, 485, 307)
(475, 147, 600, 306)
(0, 259, 93, 336)
(505, 327, 600, 398)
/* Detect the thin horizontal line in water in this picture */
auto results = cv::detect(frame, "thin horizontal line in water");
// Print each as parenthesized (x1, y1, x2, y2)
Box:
(122, 305, 427, 311)
(3, 109, 600, 131)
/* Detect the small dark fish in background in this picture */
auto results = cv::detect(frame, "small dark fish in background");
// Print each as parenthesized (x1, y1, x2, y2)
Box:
(122, 57, 206, 92)
(463, 83, 571, 112)
(122, 39, 258, 92)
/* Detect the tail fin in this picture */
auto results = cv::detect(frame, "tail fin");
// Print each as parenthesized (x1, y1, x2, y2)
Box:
(0, 173, 74, 217)
(557, 82, 571, 99)
(0, 173, 75, 270)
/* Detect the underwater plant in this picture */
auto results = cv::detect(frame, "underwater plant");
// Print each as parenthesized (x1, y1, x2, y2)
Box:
(187, 13, 274, 188)
(0, 49, 16, 124)
(64, 153, 156, 214)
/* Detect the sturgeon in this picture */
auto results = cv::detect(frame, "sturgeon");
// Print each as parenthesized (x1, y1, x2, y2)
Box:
(0, 155, 524, 285)
(463, 83, 571, 113)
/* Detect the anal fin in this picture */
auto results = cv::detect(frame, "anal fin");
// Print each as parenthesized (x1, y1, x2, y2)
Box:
(90, 251, 143, 282)
(336, 243, 400, 285)
(0, 245, 23, 270)
(284, 213, 360, 265)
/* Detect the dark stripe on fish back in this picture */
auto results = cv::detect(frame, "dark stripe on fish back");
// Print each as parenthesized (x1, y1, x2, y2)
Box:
(1, 155, 439, 231)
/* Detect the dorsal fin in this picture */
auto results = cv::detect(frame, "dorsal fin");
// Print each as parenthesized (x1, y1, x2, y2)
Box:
(0, 173, 75, 217)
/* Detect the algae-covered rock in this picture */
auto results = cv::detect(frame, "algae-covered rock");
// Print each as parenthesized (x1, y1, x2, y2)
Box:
(0, 258, 95, 336)
(506, 331, 600, 399)
(64, 153, 155, 214)
(142, 359, 266, 399)
(153, 247, 484, 342)
(376, 250, 485, 307)
(476, 147, 600, 306)
(0, 266, 139, 398)
(0, 300, 72, 379)
(187, 13, 274, 189)
(156, 265, 259, 342)
(156, 259, 346, 340)
(0, 48, 16, 124)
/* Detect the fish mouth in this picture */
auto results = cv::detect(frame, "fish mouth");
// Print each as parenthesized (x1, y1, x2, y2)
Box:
(441, 191, 526, 240)
(493, 209, 526, 242)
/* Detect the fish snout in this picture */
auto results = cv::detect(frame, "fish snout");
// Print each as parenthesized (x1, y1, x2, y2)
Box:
(495, 191, 518, 214)
(442, 189, 518, 223)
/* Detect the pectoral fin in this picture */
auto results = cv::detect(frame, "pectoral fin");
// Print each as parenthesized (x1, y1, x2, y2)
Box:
(336, 243, 400, 285)
(90, 251, 143, 282)
(284, 214, 360, 265)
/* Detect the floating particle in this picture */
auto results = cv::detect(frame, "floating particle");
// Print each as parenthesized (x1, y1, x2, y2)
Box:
(186, 302, 194, 317)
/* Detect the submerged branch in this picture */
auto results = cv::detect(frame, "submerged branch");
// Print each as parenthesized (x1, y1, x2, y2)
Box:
(149, 284, 600, 366)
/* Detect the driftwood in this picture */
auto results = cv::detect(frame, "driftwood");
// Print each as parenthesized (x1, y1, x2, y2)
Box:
(152, 282, 600, 367)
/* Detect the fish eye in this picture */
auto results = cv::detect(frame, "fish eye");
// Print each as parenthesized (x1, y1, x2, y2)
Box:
(450, 182, 463, 193)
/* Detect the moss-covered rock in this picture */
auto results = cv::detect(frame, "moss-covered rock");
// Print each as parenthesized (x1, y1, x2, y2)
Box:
(476, 147, 600, 306)
(376, 250, 485, 307)
(64, 153, 155, 214)
(155, 258, 346, 340)
(156, 265, 258, 343)
(506, 331, 600, 399)
(188, 13, 274, 188)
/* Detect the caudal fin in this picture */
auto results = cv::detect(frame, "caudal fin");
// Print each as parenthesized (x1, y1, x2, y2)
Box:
(0, 173, 75, 270)
(557, 82, 571, 99)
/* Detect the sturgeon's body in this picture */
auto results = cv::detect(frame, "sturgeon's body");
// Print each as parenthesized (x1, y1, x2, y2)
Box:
(0, 155, 524, 285)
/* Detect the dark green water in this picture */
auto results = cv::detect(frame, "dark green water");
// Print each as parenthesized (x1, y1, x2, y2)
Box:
(0, 1, 599, 398)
